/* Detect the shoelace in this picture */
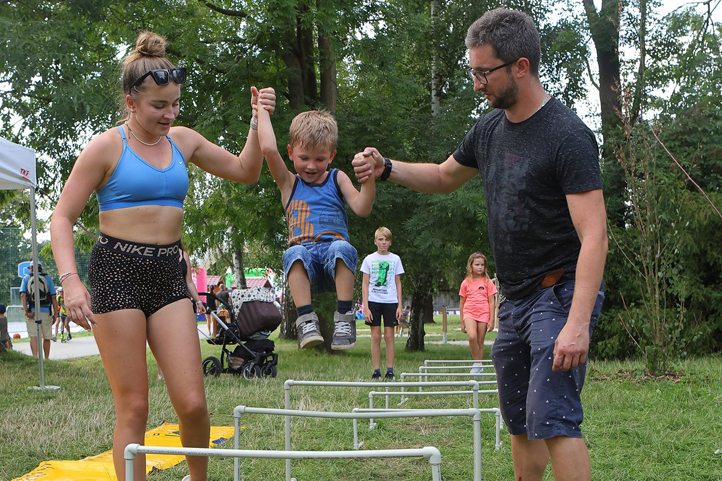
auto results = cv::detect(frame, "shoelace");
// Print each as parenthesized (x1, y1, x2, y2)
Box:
(334, 321, 353, 335)
(300, 321, 318, 335)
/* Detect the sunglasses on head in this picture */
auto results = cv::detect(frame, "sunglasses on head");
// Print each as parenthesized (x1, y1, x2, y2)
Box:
(130, 67, 187, 90)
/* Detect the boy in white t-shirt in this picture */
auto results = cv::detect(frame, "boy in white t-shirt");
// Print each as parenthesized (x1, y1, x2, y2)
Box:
(361, 227, 405, 380)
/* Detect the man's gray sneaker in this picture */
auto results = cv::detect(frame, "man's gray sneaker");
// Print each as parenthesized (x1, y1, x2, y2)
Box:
(331, 311, 356, 350)
(296, 312, 323, 349)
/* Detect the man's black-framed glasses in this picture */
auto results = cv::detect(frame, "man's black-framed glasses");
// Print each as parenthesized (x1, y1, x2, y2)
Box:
(469, 58, 519, 85)
(130, 68, 187, 90)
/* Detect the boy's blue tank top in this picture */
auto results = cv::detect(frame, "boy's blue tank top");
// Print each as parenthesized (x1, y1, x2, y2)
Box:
(285, 169, 349, 246)
(95, 126, 189, 211)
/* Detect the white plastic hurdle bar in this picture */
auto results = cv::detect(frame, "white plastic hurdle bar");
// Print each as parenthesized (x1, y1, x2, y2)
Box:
(419, 364, 497, 383)
(124, 443, 443, 481)
(398, 373, 497, 404)
(366, 390, 502, 450)
(423, 359, 494, 366)
(282, 380, 482, 481)
(233, 406, 477, 481)
(419, 364, 496, 373)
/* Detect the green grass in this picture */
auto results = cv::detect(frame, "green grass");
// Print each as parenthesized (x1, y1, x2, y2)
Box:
(1, 320, 721, 480)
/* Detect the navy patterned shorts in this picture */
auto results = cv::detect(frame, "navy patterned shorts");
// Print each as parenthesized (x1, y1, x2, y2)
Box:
(89, 233, 189, 317)
(491, 278, 604, 439)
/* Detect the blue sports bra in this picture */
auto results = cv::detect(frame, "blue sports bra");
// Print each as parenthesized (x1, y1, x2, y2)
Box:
(95, 126, 189, 211)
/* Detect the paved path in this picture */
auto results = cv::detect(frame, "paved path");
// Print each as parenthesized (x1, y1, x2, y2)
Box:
(12, 327, 490, 360)
(13, 328, 210, 360)
(13, 335, 102, 360)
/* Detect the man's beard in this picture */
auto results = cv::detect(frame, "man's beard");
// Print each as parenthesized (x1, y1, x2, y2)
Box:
(489, 72, 518, 110)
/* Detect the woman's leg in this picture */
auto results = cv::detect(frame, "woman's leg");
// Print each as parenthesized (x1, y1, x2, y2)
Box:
(93, 309, 151, 481)
(148, 300, 210, 481)
(464, 318, 482, 359)
(383, 325, 395, 369)
(370, 326, 382, 370)
(476, 322, 488, 360)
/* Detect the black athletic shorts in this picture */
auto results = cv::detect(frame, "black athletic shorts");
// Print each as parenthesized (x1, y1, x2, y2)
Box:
(366, 301, 398, 328)
(89, 233, 189, 317)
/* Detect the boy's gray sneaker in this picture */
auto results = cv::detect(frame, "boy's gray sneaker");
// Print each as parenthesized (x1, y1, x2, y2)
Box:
(296, 313, 324, 349)
(331, 311, 356, 350)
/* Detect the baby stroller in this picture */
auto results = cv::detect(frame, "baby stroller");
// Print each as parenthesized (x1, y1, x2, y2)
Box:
(199, 287, 281, 379)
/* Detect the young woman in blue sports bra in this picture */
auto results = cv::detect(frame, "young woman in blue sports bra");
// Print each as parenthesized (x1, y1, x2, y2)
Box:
(49, 31, 275, 481)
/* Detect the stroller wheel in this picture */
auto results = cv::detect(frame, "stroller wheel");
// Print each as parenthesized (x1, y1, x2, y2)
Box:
(262, 363, 277, 378)
(202, 356, 222, 377)
(242, 362, 262, 380)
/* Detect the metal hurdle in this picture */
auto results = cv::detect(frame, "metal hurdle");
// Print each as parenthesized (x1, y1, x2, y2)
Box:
(233, 406, 480, 481)
(283, 380, 486, 480)
(124, 443, 443, 481)
(366, 390, 502, 450)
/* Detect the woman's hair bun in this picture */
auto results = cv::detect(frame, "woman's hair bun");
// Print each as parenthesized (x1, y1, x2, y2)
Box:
(135, 31, 166, 58)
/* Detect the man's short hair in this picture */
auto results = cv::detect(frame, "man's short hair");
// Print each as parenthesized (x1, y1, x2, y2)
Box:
(374, 226, 392, 242)
(289, 110, 338, 151)
(0, 303, 6, 314)
(465, 8, 541, 77)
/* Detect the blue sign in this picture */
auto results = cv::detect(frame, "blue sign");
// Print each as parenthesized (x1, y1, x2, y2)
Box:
(18, 261, 31, 278)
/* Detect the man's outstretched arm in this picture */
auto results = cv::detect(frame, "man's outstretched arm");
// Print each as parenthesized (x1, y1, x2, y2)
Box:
(352, 148, 477, 194)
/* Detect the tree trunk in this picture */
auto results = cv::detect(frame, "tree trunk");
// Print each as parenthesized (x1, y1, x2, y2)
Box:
(423, 293, 435, 324)
(282, 29, 306, 110)
(318, 33, 337, 113)
(582, 0, 625, 226)
(233, 246, 247, 289)
(406, 272, 432, 351)
(630, 0, 647, 124)
(430, 0, 442, 117)
(280, 282, 297, 340)
(297, 2, 317, 105)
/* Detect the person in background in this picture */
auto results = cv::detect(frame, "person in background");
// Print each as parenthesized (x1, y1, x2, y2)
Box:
(50, 31, 275, 481)
(0, 303, 12, 352)
(54, 287, 72, 341)
(396, 305, 410, 337)
(19, 263, 59, 358)
(459, 252, 497, 373)
(361, 227, 404, 380)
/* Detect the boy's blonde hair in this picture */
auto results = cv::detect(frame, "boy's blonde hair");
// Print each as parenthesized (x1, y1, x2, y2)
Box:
(466, 252, 488, 279)
(289, 110, 338, 151)
(375, 226, 392, 241)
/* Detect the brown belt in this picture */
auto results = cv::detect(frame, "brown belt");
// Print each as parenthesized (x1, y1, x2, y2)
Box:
(540, 269, 565, 289)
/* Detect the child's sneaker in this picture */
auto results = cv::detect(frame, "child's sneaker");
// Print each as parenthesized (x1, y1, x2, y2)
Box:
(296, 313, 323, 349)
(331, 311, 356, 350)
(371, 371, 382, 381)
(384, 371, 395, 381)
(470, 362, 484, 374)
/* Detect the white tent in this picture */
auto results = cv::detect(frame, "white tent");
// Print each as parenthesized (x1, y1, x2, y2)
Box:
(0, 136, 58, 390)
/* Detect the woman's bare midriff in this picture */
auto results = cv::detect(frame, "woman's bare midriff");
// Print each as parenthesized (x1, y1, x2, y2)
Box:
(99, 205, 184, 244)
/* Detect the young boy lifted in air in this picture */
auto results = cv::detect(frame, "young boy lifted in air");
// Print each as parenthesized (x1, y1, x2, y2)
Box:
(257, 107, 375, 349)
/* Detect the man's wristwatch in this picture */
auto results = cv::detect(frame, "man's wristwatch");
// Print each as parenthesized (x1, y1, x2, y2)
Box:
(380, 157, 392, 181)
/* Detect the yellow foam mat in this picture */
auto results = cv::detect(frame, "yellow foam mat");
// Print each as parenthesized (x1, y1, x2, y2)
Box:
(13, 423, 236, 480)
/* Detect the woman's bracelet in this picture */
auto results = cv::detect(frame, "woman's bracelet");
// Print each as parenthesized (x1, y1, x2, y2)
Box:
(59, 272, 78, 284)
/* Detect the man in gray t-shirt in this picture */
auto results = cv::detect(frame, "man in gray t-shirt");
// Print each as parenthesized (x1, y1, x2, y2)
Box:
(352, 8, 607, 481)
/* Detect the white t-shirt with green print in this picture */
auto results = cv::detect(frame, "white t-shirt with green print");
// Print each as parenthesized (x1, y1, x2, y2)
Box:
(361, 252, 405, 304)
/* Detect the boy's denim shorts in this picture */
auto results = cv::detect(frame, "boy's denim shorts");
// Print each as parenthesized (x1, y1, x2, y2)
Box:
(282, 240, 358, 294)
(491, 278, 604, 440)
